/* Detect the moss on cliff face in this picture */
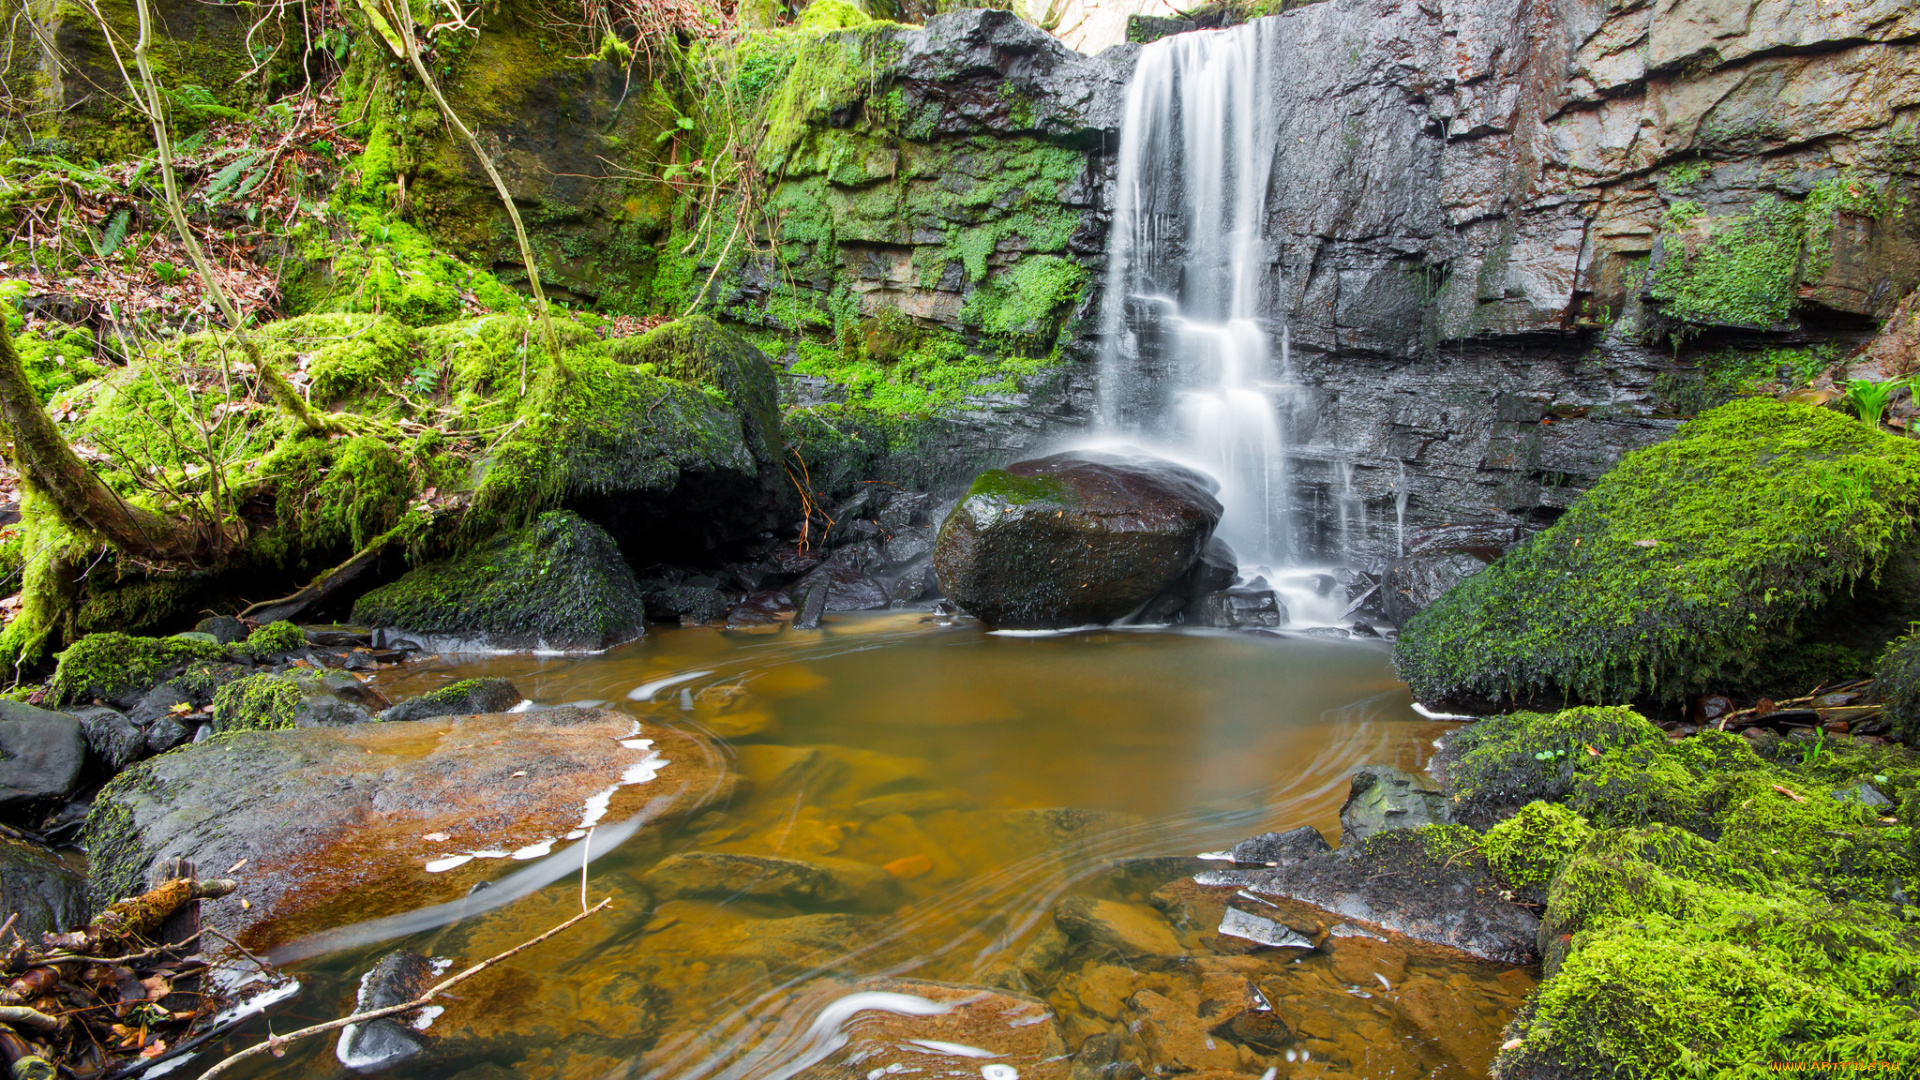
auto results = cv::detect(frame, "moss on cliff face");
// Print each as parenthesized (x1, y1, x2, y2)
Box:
(1395, 398, 1920, 707)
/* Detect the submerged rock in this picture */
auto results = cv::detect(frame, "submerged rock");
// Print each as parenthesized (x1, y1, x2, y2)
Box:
(933, 451, 1223, 629)
(642, 852, 898, 910)
(789, 976, 1066, 1080)
(1193, 587, 1287, 630)
(84, 707, 732, 947)
(0, 702, 86, 807)
(1052, 895, 1185, 957)
(337, 951, 437, 1070)
(354, 510, 648, 653)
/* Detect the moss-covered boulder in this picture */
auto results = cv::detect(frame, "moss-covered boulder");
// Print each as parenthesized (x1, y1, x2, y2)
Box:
(379, 678, 523, 722)
(932, 451, 1223, 629)
(1396, 705, 1920, 1078)
(210, 672, 380, 731)
(1395, 399, 1920, 709)
(613, 318, 781, 464)
(48, 633, 233, 708)
(352, 510, 646, 653)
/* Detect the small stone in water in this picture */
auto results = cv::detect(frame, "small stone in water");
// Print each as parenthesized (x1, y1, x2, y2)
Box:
(883, 854, 934, 879)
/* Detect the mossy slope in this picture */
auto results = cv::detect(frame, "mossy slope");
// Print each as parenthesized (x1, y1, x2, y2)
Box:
(1395, 398, 1920, 707)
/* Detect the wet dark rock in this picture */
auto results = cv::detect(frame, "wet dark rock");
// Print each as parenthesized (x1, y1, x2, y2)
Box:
(192, 616, 248, 645)
(337, 951, 437, 1069)
(85, 708, 733, 946)
(78, 708, 145, 773)
(0, 702, 87, 806)
(1208, 983, 1293, 1051)
(724, 590, 793, 630)
(379, 679, 523, 723)
(1139, 535, 1237, 624)
(796, 565, 891, 612)
(1198, 831, 1539, 964)
(1052, 895, 1184, 957)
(0, 837, 85, 938)
(126, 681, 196, 728)
(1230, 825, 1332, 868)
(354, 511, 648, 653)
(303, 627, 376, 648)
(642, 852, 898, 911)
(143, 716, 191, 754)
(1381, 552, 1488, 625)
(792, 579, 830, 630)
(882, 526, 934, 566)
(822, 540, 886, 575)
(934, 451, 1224, 629)
(342, 649, 377, 672)
(876, 491, 931, 531)
(646, 584, 730, 625)
(1340, 764, 1452, 846)
(765, 549, 821, 577)
(887, 562, 938, 604)
(1194, 588, 1287, 630)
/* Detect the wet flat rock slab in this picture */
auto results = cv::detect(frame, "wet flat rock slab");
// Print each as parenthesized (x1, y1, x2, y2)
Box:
(88, 707, 735, 948)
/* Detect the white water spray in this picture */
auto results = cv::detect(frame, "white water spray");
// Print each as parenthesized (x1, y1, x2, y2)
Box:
(1096, 19, 1307, 568)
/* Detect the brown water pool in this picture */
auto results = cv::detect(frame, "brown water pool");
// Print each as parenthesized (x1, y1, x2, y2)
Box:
(214, 614, 1534, 1080)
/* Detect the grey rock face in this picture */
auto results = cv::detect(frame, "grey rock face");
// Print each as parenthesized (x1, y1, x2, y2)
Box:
(1339, 764, 1453, 847)
(1194, 588, 1288, 630)
(0, 837, 85, 938)
(78, 708, 145, 774)
(0, 702, 86, 806)
(1229, 825, 1333, 868)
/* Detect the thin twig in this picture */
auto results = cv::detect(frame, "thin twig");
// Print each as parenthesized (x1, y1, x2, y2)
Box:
(197, 899, 610, 1080)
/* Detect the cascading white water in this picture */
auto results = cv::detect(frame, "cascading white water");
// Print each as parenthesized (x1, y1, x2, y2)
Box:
(1095, 19, 1301, 568)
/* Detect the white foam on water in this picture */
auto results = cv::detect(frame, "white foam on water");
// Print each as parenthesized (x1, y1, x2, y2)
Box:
(627, 670, 714, 702)
(424, 854, 474, 874)
(987, 626, 1106, 637)
(906, 1040, 998, 1058)
(1412, 702, 1476, 721)
(511, 840, 554, 860)
(412, 1005, 445, 1031)
(983, 1066, 1021, 1080)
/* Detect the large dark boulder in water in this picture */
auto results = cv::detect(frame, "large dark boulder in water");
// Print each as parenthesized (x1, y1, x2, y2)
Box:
(353, 510, 647, 653)
(932, 451, 1223, 629)
(0, 701, 86, 806)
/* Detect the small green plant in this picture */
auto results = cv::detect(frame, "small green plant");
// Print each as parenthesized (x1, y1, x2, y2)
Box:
(1797, 726, 1827, 767)
(1842, 378, 1898, 428)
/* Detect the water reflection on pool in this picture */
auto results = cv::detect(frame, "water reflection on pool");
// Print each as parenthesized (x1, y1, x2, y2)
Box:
(226, 614, 1534, 1080)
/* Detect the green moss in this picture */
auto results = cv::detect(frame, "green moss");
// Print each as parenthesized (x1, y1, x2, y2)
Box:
(794, 0, 872, 28)
(209, 673, 300, 731)
(1395, 398, 1920, 706)
(615, 316, 781, 460)
(48, 632, 230, 706)
(788, 329, 1063, 415)
(351, 510, 646, 649)
(962, 469, 1069, 506)
(1874, 630, 1920, 745)
(262, 435, 415, 554)
(303, 315, 418, 405)
(1479, 801, 1594, 889)
(1652, 196, 1805, 327)
(1803, 174, 1889, 283)
(242, 620, 306, 658)
(961, 254, 1087, 353)
(1440, 706, 1666, 823)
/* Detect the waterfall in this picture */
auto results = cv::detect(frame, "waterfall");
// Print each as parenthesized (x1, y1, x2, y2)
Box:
(1095, 18, 1300, 567)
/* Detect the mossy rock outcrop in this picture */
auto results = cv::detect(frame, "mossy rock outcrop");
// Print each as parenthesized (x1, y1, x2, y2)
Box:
(613, 317, 782, 464)
(1444, 708, 1920, 1079)
(352, 510, 647, 653)
(1394, 398, 1920, 709)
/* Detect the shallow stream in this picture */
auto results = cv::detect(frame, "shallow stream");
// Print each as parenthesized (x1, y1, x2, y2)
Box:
(222, 615, 1535, 1079)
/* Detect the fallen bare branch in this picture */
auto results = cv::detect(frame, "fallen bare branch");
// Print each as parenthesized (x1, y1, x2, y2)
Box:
(197, 898, 611, 1080)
